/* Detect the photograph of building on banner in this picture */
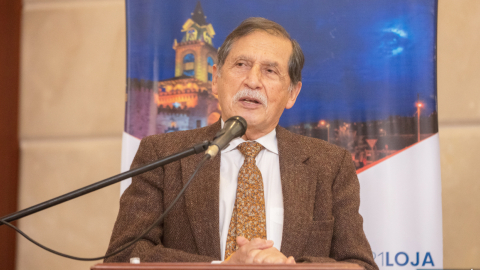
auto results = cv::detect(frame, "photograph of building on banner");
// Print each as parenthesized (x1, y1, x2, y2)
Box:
(124, 0, 437, 173)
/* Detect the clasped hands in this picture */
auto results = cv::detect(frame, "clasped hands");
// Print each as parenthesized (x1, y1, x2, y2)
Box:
(222, 236, 296, 264)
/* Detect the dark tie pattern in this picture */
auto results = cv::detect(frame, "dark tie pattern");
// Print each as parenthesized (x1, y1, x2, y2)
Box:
(225, 142, 266, 259)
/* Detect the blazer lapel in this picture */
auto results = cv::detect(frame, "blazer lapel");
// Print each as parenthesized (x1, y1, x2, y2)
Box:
(180, 121, 221, 260)
(276, 126, 318, 258)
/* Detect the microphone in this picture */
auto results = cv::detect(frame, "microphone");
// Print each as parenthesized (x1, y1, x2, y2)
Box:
(205, 116, 247, 158)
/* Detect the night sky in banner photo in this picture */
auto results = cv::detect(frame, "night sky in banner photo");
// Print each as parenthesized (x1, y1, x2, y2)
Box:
(126, 0, 437, 125)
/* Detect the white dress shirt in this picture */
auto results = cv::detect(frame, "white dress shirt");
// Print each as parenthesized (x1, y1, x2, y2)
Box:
(218, 127, 284, 261)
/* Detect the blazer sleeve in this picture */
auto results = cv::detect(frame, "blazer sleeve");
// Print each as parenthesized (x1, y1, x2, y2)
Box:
(297, 150, 378, 270)
(104, 136, 216, 263)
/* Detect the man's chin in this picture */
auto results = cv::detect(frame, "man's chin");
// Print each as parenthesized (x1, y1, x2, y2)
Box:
(241, 118, 269, 134)
(222, 110, 267, 130)
(237, 115, 261, 127)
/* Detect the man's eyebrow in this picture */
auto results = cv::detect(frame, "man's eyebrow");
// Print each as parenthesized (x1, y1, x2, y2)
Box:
(233, 55, 253, 62)
(262, 61, 279, 68)
(231, 56, 281, 69)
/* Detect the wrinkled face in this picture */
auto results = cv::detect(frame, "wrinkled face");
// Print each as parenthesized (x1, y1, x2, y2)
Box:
(212, 30, 301, 139)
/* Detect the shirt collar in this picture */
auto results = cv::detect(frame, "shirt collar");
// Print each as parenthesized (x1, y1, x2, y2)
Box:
(220, 119, 278, 155)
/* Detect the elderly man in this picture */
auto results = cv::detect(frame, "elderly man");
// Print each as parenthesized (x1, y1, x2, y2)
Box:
(105, 17, 377, 269)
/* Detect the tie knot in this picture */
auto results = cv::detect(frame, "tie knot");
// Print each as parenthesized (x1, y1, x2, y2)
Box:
(238, 142, 264, 158)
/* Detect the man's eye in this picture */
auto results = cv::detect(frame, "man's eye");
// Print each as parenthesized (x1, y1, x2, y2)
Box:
(266, 68, 277, 74)
(236, 62, 245, 67)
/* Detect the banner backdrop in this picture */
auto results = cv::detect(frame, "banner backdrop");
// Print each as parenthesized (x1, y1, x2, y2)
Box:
(122, 1, 441, 269)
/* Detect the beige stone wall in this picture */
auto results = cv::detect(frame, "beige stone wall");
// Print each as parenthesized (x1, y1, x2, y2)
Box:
(16, 0, 480, 269)
(438, 0, 480, 268)
(17, 1, 125, 270)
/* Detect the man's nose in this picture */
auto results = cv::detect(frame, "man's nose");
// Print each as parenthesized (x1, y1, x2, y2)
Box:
(244, 65, 262, 90)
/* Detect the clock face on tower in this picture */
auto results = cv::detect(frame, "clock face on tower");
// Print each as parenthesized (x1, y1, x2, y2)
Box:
(186, 28, 197, 41)
(203, 31, 212, 44)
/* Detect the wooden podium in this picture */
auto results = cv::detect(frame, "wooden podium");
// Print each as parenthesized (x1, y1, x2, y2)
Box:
(91, 263, 363, 270)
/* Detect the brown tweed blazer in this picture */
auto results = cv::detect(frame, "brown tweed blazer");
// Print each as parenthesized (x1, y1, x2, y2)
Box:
(105, 121, 378, 270)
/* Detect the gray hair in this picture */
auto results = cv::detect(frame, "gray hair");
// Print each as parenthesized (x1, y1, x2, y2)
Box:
(217, 17, 304, 89)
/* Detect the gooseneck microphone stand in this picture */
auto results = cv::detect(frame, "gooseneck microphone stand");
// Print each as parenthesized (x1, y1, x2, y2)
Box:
(0, 140, 210, 225)
(0, 116, 248, 261)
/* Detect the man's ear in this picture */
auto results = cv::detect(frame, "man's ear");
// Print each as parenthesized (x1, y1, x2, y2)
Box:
(212, 64, 219, 95)
(285, 81, 302, 109)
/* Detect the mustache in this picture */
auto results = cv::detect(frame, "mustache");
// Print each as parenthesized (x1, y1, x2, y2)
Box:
(232, 88, 268, 108)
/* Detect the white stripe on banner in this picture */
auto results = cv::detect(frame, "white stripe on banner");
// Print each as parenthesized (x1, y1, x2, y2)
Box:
(359, 134, 443, 269)
(120, 131, 141, 194)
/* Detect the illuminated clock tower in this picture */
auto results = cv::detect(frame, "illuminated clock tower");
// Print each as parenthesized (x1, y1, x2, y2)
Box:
(156, 2, 220, 134)
(173, 1, 217, 83)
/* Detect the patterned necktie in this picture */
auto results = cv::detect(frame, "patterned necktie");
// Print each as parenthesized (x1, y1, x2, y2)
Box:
(225, 141, 266, 259)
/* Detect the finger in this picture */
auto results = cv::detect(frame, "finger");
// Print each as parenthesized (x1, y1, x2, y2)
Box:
(286, 256, 296, 264)
(244, 249, 262, 264)
(252, 248, 286, 264)
(248, 238, 274, 250)
(235, 238, 274, 263)
(236, 236, 250, 247)
(251, 249, 270, 264)
(239, 238, 273, 257)
(266, 255, 288, 264)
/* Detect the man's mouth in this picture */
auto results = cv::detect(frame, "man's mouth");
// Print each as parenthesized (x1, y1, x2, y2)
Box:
(239, 97, 262, 105)
(232, 88, 268, 108)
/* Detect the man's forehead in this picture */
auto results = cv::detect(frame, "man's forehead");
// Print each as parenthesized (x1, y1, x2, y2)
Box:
(231, 55, 280, 66)
(226, 31, 292, 65)
(231, 30, 291, 49)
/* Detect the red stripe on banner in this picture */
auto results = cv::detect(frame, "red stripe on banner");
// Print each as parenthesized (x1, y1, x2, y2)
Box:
(356, 133, 437, 174)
